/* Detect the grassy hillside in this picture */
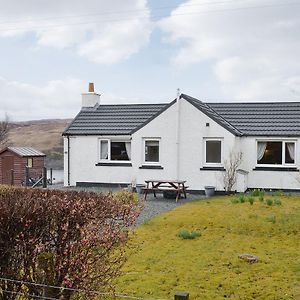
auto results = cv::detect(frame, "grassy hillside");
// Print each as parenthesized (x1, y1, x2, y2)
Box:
(8, 119, 71, 169)
(117, 195, 300, 300)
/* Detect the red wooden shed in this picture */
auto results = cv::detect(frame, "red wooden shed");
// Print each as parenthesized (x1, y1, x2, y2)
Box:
(0, 147, 46, 185)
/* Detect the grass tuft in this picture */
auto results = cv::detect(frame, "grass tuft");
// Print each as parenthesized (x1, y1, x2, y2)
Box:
(266, 199, 273, 206)
(176, 229, 201, 239)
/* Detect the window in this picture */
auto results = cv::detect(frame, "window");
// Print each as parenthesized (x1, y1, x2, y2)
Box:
(145, 140, 159, 163)
(205, 139, 222, 164)
(257, 141, 295, 165)
(99, 140, 131, 161)
(27, 158, 33, 168)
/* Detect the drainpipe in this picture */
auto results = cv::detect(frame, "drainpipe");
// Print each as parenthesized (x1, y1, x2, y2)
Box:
(67, 136, 70, 186)
(175, 88, 181, 181)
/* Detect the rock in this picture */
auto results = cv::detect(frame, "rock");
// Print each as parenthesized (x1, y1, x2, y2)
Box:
(238, 253, 259, 263)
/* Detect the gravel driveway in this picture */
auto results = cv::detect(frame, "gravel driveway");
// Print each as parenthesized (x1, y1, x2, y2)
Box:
(48, 184, 205, 225)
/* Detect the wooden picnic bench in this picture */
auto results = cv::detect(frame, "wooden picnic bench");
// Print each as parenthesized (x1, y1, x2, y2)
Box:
(143, 179, 187, 202)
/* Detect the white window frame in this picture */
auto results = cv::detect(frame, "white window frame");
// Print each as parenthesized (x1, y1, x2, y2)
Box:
(98, 139, 131, 162)
(203, 138, 223, 167)
(256, 139, 296, 167)
(143, 138, 160, 165)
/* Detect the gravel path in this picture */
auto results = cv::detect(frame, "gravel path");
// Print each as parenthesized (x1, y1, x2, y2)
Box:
(47, 184, 205, 225)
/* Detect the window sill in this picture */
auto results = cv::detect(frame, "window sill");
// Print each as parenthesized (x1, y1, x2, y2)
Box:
(95, 162, 132, 167)
(253, 166, 299, 172)
(200, 166, 226, 171)
(139, 165, 164, 170)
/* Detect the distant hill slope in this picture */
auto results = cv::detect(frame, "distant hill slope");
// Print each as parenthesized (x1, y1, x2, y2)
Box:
(8, 119, 71, 169)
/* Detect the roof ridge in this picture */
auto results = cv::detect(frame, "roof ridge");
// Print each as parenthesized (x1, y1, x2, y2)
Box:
(181, 94, 243, 136)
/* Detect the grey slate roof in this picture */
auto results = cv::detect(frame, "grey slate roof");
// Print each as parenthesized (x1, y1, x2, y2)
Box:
(63, 94, 300, 137)
(7, 147, 45, 157)
(63, 103, 169, 136)
(209, 101, 300, 136)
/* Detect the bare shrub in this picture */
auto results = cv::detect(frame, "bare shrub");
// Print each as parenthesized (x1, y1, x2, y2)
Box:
(0, 187, 141, 299)
(0, 114, 10, 149)
(223, 151, 243, 192)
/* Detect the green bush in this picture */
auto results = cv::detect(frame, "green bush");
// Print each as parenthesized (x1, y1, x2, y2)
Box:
(251, 189, 260, 197)
(274, 199, 282, 206)
(272, 190, 284, 197)
(259, 195, 264, 202)
(248, 197, 255, 205)
(177, 230, 201, 239)
(266, 199, 273, 206)
(238, 193, 245, 202)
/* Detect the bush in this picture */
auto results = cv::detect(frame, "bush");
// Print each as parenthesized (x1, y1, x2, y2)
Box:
(266, 199, 273, 206)
(274, 199, 282, 206)
(251, 189, 260, 197)
(248, 197, 255, 205)
(0, 186, 141, 299)
(238, 193, 245, 202)
(177, 230, 201, 239)
(259, 195, 264, 202)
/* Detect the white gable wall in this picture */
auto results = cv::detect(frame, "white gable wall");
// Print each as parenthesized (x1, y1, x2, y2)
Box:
(132, 98, 239, 190)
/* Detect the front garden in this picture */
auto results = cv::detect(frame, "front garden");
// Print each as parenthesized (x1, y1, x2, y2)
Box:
(117, 192, 300, 299)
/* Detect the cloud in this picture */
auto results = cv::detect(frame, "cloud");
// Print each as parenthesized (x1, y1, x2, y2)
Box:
(0, 0, 152, 64)
(159, 0, 300, 101)
(0, 77, 86, 121)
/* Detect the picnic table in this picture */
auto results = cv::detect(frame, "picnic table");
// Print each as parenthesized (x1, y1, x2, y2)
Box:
(143, 179, 187, 202)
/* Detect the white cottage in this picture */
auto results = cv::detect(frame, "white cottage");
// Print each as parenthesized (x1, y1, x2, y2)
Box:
(63, 85, 300, 192)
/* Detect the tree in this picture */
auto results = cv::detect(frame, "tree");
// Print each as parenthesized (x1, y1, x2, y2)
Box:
(223, 151, 243, 192)
(0, 187, 141, 299)
(0, 114, 10, 149)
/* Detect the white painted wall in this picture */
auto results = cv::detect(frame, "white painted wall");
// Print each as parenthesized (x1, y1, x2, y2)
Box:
(63, 98, 300, 191)
(240, 137, 300, 190)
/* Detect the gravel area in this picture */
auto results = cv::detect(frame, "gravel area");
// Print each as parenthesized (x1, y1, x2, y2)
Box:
(48, 184, 205, 225)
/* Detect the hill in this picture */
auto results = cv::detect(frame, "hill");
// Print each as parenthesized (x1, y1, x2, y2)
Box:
(8, 119, 71, 169)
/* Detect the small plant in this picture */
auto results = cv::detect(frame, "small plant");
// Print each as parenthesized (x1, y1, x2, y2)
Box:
(239, 193, 245, 202)
(259, 195, 264, 202)
(266, 215, 276, 224)
(177, 230, 201, 239)
(231, 198, 239, 204)
(251, 189, 260, 197)
(266, 199, 273, 206)
(248, 197, 255, 205)
(274, 199, 282, 206)
(239, 196, 246, 203)
(272, 190, 284, 197)
(142, 219, 151, 225)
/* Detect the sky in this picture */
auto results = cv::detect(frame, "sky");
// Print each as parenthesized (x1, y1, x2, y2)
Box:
(0, 0, 300, 121)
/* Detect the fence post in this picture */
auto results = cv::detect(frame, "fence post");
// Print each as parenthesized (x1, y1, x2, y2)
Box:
(50, 168, 53, 185)
(174, 292, 189, 300)
(25, 167, 30, 186)
(10, 169, 14, 185)
(43, 167, 47, 188)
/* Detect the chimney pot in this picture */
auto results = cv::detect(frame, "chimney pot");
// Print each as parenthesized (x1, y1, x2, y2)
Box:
(88, 82, 94, 93)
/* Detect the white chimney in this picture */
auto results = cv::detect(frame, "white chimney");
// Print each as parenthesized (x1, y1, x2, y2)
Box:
(82, 82, 100, 107)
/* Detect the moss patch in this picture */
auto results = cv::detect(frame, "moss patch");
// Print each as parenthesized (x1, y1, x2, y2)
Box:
(116, 195, 300, 299)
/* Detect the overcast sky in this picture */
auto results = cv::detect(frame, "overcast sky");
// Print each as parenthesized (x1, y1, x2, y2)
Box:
(0, 0, 299, 121)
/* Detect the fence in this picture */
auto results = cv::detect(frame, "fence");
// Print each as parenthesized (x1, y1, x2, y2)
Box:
(0, 277, 189, 300)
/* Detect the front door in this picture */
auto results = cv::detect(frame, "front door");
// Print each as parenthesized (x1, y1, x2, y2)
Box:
(1, 156, 14, 185)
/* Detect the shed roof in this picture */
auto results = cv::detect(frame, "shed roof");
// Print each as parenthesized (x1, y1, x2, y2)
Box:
(2, 147, 46, 157)
(63, 94, 300, 137)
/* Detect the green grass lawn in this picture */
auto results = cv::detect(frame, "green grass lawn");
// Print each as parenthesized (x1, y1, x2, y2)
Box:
(116, 195, 300, 300)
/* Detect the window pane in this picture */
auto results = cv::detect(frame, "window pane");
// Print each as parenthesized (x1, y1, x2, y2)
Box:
(100, 140, 108, 159)
(285, 143, 295, 164)
(145, 141, 159, 162)
(258, 142, 282, 164)
(111, 142, 129, 161)
(206, 141, 221, 163)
